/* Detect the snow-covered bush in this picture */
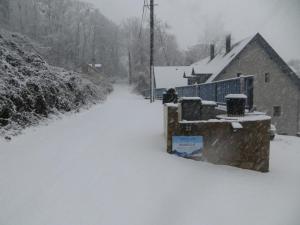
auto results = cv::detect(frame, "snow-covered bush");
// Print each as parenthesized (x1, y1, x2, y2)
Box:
(0, 30, 112, 136)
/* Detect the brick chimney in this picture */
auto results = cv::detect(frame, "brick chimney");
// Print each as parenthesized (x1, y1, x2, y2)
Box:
(210, 44, 215, 60)
(226, 35, 231, 54)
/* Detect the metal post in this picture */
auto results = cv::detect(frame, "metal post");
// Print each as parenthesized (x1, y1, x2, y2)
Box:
(297, 91, 300, 134)
(240, 76, 245, 94)
(240, 75, 248, 107)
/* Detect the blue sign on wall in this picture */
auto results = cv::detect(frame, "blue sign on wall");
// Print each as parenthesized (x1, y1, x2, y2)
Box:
(172, 136, 204, 157)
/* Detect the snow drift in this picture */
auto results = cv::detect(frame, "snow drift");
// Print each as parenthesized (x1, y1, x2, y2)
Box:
(0, 30, 112, 136)
(0, 85, 299, 225)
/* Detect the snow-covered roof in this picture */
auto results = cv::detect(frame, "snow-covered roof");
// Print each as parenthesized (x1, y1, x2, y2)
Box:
(154, 66, 190, 89)
(190, 35, 255, 83)
(202, 100, 217, 106)
(88, 64, 102, 68)
(225, 94, 248, 99)
(187, 33, 299, 85)
(290, 66, 300, 79)
(180, 97, 202, 101)
(155, 33, 299, 89)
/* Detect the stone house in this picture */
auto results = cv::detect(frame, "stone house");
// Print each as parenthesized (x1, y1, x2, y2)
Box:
(81, 63, 103, 74)
(185, 33, 300, 135)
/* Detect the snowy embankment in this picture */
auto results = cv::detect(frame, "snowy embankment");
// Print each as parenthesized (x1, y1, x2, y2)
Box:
(0, 85, 300, 225)
(0, 30, 112, 137)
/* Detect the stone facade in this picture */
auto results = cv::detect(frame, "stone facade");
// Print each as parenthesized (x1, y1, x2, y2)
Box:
(164, 104, 179, 153)
(164, 104, 271, 172)
(216, 40, 300, 135)
(178, 120, 270, 172)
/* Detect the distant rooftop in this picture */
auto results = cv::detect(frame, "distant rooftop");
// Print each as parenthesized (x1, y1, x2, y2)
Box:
(153, 34, 256, 89)
(154, 66, 191, 89)
(154, 33, 299, 89)
(89, 64, 102, 68)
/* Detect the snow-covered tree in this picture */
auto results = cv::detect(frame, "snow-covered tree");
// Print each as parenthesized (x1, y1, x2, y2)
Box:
(1, 0, 125, 79)
(121, 17, 184, 92)
(0, 0, 10, 27)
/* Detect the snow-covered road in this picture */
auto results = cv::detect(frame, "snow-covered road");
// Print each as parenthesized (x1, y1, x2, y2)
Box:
(0, 85, 300, 225)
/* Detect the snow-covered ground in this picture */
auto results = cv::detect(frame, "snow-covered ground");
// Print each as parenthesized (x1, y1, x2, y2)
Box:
(0, 85, 300, 225)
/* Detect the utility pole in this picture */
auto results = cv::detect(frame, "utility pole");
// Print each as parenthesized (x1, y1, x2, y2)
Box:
(150, 0, 154, 103)
(128, 49, 132, 85)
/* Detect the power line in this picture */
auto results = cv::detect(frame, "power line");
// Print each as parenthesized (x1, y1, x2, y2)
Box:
(156, 24, 170, 66)
(138, 0, 147, 39)
(144, 2, 168, 65)
(144, 0, 150, 9)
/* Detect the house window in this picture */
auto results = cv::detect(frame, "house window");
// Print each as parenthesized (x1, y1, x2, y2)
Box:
(265, 73, 270, 83)
(273, 106, 281, 117)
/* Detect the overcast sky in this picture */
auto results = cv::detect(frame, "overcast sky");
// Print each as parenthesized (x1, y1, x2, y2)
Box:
(83, 0, 300, 61)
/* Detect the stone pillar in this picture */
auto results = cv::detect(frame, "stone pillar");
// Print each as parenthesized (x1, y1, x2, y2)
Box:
(164, 104, 179, 153)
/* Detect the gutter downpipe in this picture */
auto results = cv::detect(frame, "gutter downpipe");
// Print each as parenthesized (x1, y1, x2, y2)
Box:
(297, 88, 300, 135)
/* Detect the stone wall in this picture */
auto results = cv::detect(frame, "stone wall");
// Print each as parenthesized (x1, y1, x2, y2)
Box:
(164, 104, 271, 172)
(177, 120, 270, 172)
